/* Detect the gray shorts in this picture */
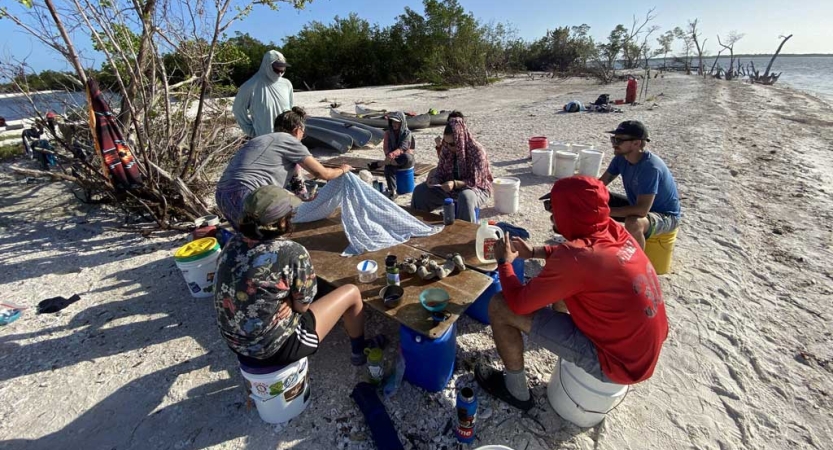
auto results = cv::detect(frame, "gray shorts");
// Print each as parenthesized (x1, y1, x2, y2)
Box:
(529, 308, 609, 382)
(646, 212, 680, 238)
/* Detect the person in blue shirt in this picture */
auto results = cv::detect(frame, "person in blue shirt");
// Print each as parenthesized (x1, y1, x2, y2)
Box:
(598, 120, 681, 248)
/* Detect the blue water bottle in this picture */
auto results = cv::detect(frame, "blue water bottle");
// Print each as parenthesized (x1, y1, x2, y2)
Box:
(455, 387, 478, 444)
(442, 198, 455, 225)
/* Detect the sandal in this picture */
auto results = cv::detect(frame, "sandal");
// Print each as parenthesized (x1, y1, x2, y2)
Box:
(475, 364, 534, 412)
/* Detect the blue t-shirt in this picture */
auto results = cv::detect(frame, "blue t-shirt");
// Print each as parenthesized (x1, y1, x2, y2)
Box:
(606, 151, 681, 217)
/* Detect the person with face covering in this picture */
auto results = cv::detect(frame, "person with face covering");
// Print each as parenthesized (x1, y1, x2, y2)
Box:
(233, 50, 295, 138)
(411, 117, 493, 223)
(381, 111, 415, 197)
(475, 176, 669, 411)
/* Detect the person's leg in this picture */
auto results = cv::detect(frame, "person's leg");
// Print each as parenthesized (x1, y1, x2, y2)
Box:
(646, 212, 680, 238)
(456, 189, 479, 223)
(624, 216, 650, 249)
(308, 284, 364, 341)
(411, 182, 448, 212)
(476, 293, 535, 408)
(396, 152, 415, 169)
(608, 192, 630, 208)
(384, 164, 397, 194)
(308, 284, 384, 365)
(488, 293, 533, 371)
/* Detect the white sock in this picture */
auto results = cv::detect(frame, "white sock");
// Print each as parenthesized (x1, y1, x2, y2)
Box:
(504, 368, 530, 401)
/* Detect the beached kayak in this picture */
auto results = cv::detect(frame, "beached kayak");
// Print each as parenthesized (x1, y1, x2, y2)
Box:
(310, 116, 384, 146)
(306, 117, 374, 148)
(302, 124, 353, 154)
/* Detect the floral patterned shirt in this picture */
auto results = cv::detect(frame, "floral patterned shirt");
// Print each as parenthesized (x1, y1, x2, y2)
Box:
(213, 234, 317, 359)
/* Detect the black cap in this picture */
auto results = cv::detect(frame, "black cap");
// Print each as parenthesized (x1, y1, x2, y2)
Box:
(607, 120, 650, 141)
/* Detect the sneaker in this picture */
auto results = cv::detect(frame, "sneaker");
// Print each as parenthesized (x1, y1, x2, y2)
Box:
(475, 364, 534, 411)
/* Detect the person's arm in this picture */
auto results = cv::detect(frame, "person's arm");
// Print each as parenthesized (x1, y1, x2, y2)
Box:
(299, 156, 351, 181)
(232, 82, 256, 137)
(499, 246, 582, 316)
(599, 171, 617, 186)
(609, 194, 655, 218)
(288, 80, 294, 108)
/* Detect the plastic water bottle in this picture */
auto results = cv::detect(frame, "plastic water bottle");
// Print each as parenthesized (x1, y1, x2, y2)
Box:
(442, 198, 455, 225)
(455, 387, 478, 444)
(365, 347, 385, 385)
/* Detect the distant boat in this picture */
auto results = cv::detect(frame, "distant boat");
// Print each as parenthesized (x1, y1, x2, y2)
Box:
(355, 104, 448, 127)
(306, 117, 377, 148)
(329, 108, 388, 128)
(307, 117, 385, 146)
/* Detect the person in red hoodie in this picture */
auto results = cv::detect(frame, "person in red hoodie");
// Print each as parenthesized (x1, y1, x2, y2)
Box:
(475, 176, 668, 411)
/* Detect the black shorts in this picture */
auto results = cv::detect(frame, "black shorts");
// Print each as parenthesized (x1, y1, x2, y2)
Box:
(237, 311, 319, 371)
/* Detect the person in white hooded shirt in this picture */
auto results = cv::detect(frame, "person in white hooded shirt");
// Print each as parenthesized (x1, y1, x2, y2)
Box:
(233, 50, 295, 138)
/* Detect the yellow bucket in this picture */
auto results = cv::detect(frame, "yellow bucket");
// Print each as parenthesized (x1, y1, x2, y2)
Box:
(644, 229, 678, 275)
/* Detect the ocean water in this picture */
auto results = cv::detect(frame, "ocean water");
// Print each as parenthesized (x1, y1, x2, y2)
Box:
(662, 55, 833, 103)
(0, 91, 89, 122)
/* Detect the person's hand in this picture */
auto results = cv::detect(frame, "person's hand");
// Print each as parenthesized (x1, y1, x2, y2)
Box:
(277, 301, 292, 320)
(510, 236, 534, 259)
(494, 231, 518, 263)
(339, 164, 353, 176)
(389, 150, 402, 159)
(434, 136, 442, 146)
(440, 180, 455, 193)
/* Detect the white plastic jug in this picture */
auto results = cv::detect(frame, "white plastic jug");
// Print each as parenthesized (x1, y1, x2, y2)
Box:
(578, 148, 604, 177)
(553, 151, 578, 179)
(476, 219, 504, 263)
(530, 149, 553, 176)
(550, 142, 570, 153)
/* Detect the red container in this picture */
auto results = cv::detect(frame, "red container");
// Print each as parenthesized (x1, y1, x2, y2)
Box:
(528, 136, 548, 158)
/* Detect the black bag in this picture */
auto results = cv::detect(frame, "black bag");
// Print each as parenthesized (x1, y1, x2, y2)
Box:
(593, 94, 610, 106)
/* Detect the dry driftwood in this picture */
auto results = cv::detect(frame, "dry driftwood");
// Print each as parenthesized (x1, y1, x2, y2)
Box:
(10, 165, 79, 183)
(750, 34, 792, 85)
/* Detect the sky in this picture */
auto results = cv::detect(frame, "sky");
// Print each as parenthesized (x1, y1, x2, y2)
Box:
(1, 0, 831, 74)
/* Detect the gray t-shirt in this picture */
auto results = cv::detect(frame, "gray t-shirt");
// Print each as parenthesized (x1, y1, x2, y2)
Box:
(217, 132, 311, 192)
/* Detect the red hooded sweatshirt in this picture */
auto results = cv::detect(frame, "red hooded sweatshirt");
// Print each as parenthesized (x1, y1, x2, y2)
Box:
(499, 176, 668, 384)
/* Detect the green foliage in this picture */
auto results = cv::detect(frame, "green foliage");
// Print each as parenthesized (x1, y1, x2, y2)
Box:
(0, 142, 24, 161)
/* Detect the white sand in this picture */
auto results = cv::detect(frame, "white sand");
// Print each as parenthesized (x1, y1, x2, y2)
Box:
(1, 73, 831, 449)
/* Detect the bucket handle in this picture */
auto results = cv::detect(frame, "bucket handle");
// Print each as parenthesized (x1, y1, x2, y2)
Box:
(558, 360, 630, 416)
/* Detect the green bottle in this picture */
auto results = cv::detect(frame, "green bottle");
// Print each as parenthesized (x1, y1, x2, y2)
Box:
(385, 255, 400, 286)
(365, 347, 384, 384)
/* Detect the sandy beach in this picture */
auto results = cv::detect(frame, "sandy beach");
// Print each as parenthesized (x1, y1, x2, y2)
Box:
(0, 73, 831, 450)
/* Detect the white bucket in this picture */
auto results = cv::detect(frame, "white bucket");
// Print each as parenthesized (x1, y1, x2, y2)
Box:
(241, 357, 311, 424)
(550, 142, 570, 163)
(547, 359, 628, 427)
(492, 177, 520, 214)
(570, 143, 591, 154)
(553, 151, 578, 179)
(173, 238, 221, 299)
(578, 149, 604, 177)
(530, 149, 552, 176)
(474, 446, 515, 450)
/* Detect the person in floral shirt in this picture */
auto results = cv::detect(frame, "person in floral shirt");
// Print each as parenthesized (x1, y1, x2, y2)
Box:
(214, 185, 383, 369)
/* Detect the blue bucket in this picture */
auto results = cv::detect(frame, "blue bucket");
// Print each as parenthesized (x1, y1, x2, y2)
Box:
(400, 324, 456, 392)
(396, 167, 415, 194)
(465, 259, 525, 324)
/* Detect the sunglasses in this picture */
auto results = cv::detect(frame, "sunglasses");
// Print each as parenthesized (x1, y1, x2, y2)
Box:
(610, 136, 640, 145)
(543, 199, 551, 212)
(444, 140, 456, 147)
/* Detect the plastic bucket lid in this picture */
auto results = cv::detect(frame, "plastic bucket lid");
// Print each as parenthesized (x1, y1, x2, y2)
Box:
(174, 237, 220, 263)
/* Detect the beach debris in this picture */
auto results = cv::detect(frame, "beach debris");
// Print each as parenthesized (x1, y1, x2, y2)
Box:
(36, 294, 81, 314)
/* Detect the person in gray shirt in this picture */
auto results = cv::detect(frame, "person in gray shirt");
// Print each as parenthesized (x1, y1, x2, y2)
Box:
(216, 107, 352, 229)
